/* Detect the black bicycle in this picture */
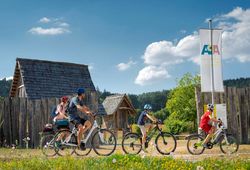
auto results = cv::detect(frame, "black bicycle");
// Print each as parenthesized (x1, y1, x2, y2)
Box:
(122, 120, 177, 155)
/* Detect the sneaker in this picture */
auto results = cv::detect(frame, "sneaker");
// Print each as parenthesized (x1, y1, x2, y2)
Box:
(202, 143, 209, 149)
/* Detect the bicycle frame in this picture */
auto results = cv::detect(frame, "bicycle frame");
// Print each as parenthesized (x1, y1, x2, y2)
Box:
(81, 120, 100, 144)
(146, 124, 161, 141)
(198, 123, 226, 146)
(63, 119, 102, 145)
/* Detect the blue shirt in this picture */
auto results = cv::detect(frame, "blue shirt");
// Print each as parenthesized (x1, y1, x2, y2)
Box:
(137, 111, 147, 125)
(68, 96, 84, 116)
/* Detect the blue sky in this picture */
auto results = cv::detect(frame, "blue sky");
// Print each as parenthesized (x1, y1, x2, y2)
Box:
(0, 0, 250, 94)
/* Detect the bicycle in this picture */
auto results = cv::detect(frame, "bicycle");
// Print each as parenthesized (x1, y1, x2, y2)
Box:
(122, 120, 177, 155)
(53, 114, 117, 156)
(40, 123, 70, 157)
(186, 119, 239, 155)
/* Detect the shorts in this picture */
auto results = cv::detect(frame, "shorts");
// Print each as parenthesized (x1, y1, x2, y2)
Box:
(200, 124, 212, 133)
(69, 114, 87, 128)
(54, 119, 70, 130)
(138, 125, 146, 136)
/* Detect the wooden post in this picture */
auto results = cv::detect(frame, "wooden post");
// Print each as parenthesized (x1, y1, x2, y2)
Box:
(195, 86, 203, 132)
(11, 97, 20, 146)
(4, 98, 12, 146)
(239, 88, 248, 144)
(19, 98, 27, 148)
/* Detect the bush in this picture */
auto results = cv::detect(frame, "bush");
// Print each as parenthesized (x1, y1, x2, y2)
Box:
(152, 108, 169, 121)
(164, 115, 194, 135)
(131, 124, 141, 135)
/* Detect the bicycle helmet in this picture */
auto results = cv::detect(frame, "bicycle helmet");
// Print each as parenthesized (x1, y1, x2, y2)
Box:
(77, 87, 85, 95)
(144, 104, 152, 110)
(61, 96, 68, 103)
(207, 104, 214, 111)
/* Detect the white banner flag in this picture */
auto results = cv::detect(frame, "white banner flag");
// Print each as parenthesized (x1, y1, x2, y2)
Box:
(200, 29, 224, 92)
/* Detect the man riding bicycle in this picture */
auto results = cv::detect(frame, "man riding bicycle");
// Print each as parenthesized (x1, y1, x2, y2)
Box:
(137, 104, 157, 152)
(68, 87, 93, 150)
(199, 104, 221, 148)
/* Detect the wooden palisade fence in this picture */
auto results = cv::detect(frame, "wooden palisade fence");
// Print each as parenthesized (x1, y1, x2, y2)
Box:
(195, 86, 250, 144)
(0, 96, 97, 148)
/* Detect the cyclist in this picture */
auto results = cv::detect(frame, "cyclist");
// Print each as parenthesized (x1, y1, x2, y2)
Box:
(54, 96, 70, 148)
(54, 96, 69, 124)
(199, 104, 220, 148)
(137, 104, 157, 152)
(68, 88, 93, 150)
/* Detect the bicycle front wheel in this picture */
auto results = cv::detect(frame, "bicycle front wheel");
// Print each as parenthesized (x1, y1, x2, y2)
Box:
(40, 133, 56, 157)
(122, 133, 142, 155)
(54, 129, 77, 156)
(219, 134, 239, 154)
(155, 132, 177, 155)
(92, 129, 117, 156)
(186, 134, 205, 155)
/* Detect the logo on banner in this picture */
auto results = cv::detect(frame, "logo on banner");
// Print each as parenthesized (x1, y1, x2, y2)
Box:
(201, 45, 220, 55)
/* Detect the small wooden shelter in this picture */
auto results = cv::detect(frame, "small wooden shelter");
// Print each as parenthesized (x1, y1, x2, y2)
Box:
(9, 58, 96, 103)
(98, 94, 136, 132)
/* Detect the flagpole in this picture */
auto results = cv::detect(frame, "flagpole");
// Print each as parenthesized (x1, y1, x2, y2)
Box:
(209, 19, 215, 107)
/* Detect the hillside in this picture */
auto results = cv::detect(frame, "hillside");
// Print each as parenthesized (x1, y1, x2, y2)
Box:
(0, 79, 12, 97)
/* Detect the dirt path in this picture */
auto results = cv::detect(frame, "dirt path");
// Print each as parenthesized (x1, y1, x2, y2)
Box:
(0, 140, 249, 161)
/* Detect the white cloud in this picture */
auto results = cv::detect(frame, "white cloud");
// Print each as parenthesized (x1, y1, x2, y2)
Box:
(218, 7, 250, 62)
(58, 22, 70, 27)
(143, 35, 199, 66)
(116, 60, 136, 71)
(135, 7, 250, 86)
(29, 27, 70, 35)
(135, 66, 170, 86)
(136, 34, 199, 85)
(29, 17, 70, 36)
(39, 17, 51, 23)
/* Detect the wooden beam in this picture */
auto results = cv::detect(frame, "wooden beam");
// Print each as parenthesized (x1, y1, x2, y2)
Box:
(119, 107, 133, 110)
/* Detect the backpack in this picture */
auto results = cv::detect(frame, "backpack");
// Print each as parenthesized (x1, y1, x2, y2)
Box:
(50, 106, 58, 119)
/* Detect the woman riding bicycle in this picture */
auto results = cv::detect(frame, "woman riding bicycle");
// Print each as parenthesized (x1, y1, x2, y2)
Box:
(137, 104, 157, 152)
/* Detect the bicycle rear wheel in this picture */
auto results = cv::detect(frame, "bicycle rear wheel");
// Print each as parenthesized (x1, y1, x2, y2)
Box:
(54, 129, 77, 156)
(155, 132, 177, 155)
(122, 133, 142, 155)
(40, 133, 56, 157)
(219, 134, 239, 154)
(186, 134, 205, 155)
(92, 129, 117, 156)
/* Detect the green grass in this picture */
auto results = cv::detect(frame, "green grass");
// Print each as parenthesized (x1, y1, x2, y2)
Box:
(0, 154, 249, 170)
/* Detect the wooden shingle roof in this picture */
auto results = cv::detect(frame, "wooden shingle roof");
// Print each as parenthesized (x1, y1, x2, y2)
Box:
(10, 58, 96, 99)
(100, 94, 136, 115)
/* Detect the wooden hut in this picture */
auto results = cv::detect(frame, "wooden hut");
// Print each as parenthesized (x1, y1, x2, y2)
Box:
(98, 94, 136, 135)
(9, 58, 96, 103)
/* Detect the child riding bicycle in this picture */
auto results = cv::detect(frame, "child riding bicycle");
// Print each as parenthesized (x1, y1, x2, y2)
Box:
(137, 104, 157, 152)
(199, 104, 221, 148)
(54, 96, 70, 127)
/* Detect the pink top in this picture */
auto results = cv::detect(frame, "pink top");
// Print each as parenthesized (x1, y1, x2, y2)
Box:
(53, 103, 67, 122)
